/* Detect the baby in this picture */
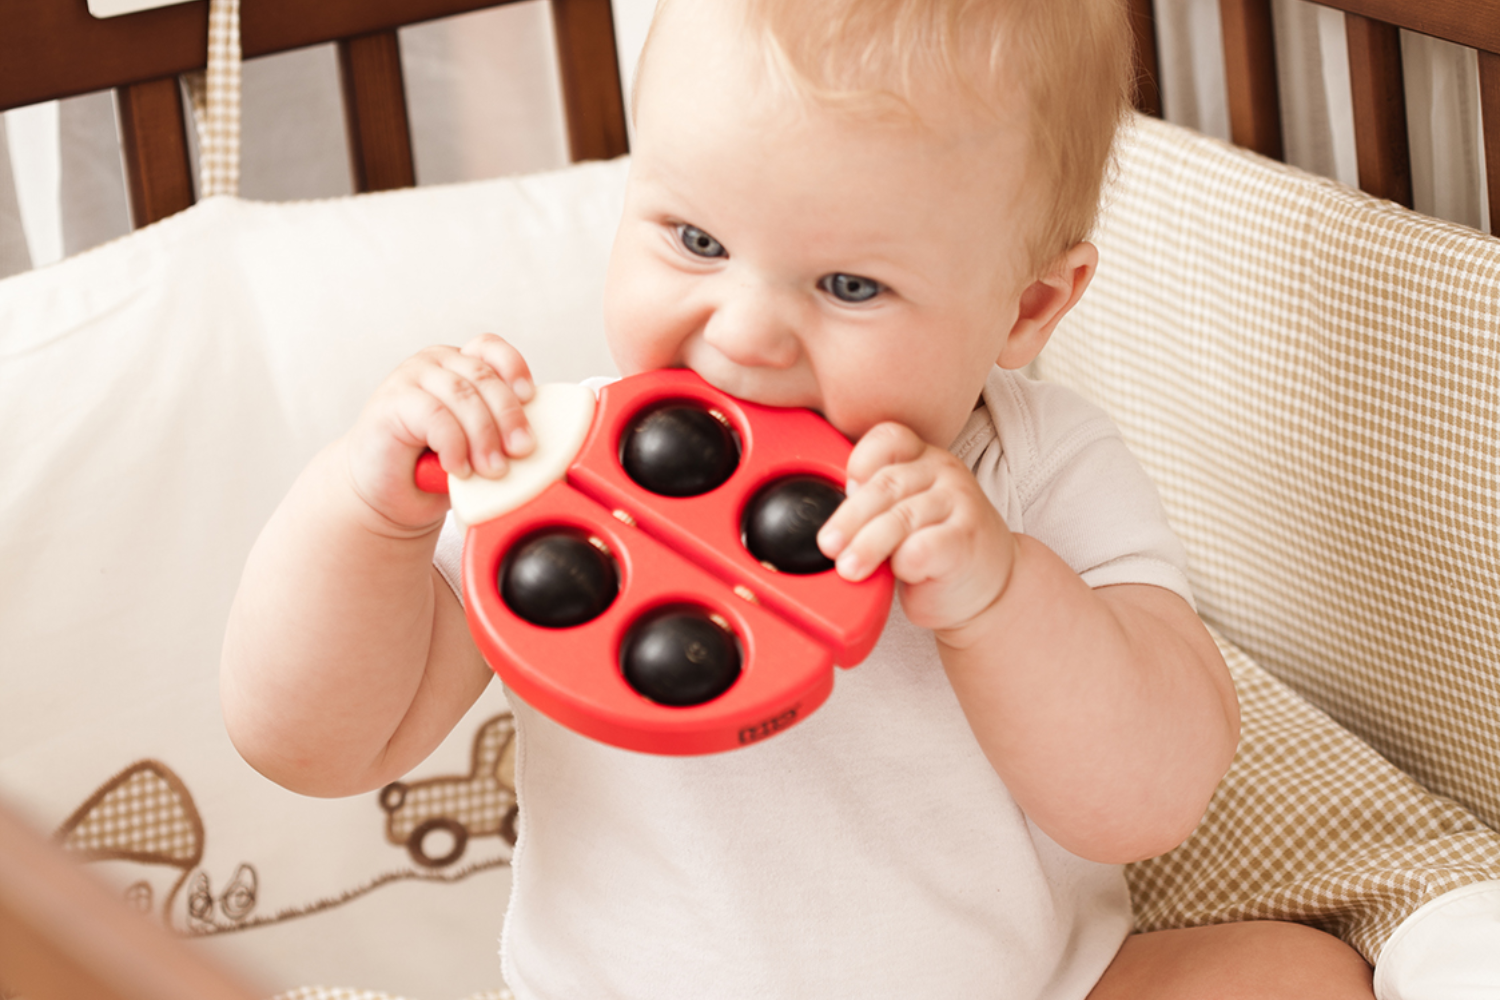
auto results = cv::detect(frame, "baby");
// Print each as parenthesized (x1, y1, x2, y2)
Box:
(221, 0, 1378, 996)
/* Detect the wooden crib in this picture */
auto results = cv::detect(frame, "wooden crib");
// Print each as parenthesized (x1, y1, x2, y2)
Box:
(0, 0, 629, 226)
(4, 0, 1496, 228)
(2, 1, 1498, 998)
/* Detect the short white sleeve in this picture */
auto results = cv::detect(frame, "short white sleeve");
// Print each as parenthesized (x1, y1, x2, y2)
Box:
(958, 368, 1195, 608)
(434, 511, 466, 605)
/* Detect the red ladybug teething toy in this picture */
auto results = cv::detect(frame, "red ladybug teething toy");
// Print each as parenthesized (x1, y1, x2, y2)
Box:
(416, 368, 895, 755)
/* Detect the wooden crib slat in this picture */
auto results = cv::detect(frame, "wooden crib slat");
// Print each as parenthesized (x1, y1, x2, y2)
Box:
(551, 0, 630, 162)
(338, 31, 418, 192)
(1219, 0, 1284, 160)
(116, 77, 197, 228)
(1128, 0, 1163, 117)
(1480, 51, 1500, 234)
(1345, 12, 1413, 208)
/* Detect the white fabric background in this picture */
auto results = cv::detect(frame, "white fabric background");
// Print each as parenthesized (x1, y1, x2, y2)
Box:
(0, 159, 629, 997)
(0, 0, 1491, 281)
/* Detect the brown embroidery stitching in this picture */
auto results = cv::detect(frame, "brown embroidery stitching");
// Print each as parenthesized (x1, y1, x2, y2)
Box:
(55, 759, 205, 925)
(185, 863, 261, 932)
(379, 713, 518, 868)
(220, 862, 258, 920)
(125, 879, 155, 913)
(180, 856, 509, 937)
(50, 714, 517, 938)
(54, 760, 263, 932)
(188, 870, 216, 925)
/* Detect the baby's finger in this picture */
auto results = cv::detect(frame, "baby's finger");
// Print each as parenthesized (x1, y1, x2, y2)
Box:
(459, 336, 537, 459)
(822, 425, 936, 553)
(395, 387, 483, 480)
(819, 452, 936, 548)
(461, 334, 535, 403)
(441, 350, 536, 462)
(415, 360, 514, 477)
(832, 486, 955, 582)
(816, 464, 906, 566)
(844, 422, 928, 490)
(886, 520, 970, 586)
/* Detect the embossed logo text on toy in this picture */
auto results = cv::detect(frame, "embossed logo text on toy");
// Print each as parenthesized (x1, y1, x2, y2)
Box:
(739, 707, 800, 745)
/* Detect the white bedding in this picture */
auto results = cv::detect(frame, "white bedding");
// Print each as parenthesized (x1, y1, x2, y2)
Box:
(0, 160, 625, 997)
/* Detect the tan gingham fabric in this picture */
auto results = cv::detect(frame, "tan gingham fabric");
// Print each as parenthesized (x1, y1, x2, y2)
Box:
(383, 715, 515, 845)
(1129, 628, 1500, 963)
(1040, 113, 1500, 827)
(56, 762, 201, 866)
(1035, 113, 1500, 957)
(183, 0, 241, 198)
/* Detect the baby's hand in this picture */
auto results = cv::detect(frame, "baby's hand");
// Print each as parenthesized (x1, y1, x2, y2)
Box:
(345, 334, 536, 530)
(817, 422, 1017, 634)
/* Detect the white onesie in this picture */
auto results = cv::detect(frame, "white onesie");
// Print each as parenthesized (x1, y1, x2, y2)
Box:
(434, 366, 1194, 1000)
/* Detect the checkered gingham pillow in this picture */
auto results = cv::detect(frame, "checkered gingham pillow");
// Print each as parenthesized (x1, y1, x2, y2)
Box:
(1035, 113, 1500, 962)
(1131, 627, 1498, 962)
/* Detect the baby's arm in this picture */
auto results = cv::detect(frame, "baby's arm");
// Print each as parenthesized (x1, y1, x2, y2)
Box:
(818, 422, 1239, 864)
(220, 335, 535, 798)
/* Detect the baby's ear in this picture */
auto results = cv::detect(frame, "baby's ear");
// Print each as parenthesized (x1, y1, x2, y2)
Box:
(996, 241, 1098, 370)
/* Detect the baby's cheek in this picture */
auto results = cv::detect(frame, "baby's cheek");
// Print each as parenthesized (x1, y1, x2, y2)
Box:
(604, 268, 677, 370)
(600, 265, 634, 342)
(601, 294, 655, 373)
(609, 304, 700, 379)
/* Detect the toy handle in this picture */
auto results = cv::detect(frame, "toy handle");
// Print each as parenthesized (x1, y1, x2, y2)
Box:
(414, 450, 449, 494)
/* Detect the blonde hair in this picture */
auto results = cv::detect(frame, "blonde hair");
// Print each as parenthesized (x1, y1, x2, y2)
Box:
(638, 0, 1133, 276)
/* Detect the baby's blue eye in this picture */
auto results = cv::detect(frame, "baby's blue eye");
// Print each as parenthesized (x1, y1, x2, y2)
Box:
(820, 273, 883, 303)
(677, 224, 726, 258)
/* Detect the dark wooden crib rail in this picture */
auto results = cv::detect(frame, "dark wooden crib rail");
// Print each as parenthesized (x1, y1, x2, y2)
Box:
(0, 0, 629, 228)
(10, 1, 1494, 232)
(1129, 0, 1500, 233)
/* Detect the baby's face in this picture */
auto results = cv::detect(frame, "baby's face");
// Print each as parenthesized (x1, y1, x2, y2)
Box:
(603, 4, 1040, 448)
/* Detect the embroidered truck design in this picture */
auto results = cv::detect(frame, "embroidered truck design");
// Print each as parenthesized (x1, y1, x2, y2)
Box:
(379, 713, 518, 868)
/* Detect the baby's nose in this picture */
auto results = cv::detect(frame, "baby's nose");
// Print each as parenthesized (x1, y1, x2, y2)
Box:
(701, 290, 801, 369)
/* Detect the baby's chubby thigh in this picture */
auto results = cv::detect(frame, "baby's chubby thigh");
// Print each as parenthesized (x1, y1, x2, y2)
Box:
(1087, 921, 1375, 1000)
